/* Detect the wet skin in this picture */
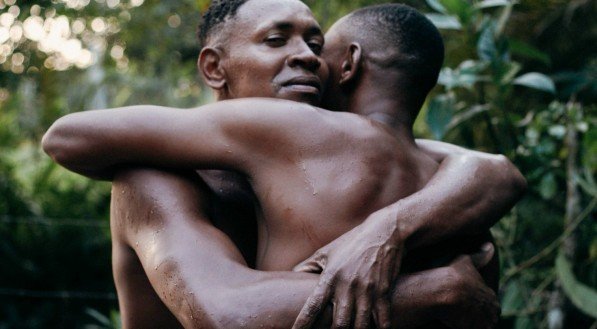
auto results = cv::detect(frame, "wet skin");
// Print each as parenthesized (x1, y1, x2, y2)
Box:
(43, 0, 525, 328)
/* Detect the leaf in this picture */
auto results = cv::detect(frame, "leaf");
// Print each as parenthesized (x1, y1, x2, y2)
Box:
(447, 104, 491, 130)
(538, 172, 557, 200)
(501, 280, 524, 314)
(575, 173, 597, 198)
(85, 308, 111, 326)
(441, 0, 472, 23)
(426, 94, 455, 140)
(547, 125, 566, 139)
(475, 0, 515, 9)
(500, 62, 522, 85)
(509, 39, 551, 65)
(514, 316, 533, 329)
(556, 253, 597, 319)
(425, 14, 462, 30)
(513, 72, 556, 94)
(477, 24, 498, 61)
(426, 0, 448, 13)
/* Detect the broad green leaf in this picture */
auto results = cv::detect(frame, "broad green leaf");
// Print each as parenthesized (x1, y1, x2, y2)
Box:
(477, 24, 498, 61)
(475, 0, 515, 9)
(538, 172, 557, 200)
(438, 67, 480, 90)
(441, 0, 472, 23)
(426, 0, 448, 14)
(574, 167, 597, 198)
(513, 72, 556, 94)
(458, 59, 489, 74)
(556, 253, 597, 319)
(439, 61, 491, 89)
(501, 280, 524, 314)
(514, 316, 533, 329)
(510, 39, 551, 65)
(547, 125, 566, 139)
(426, 94, 455, 140)
(426, 14, 462, 30)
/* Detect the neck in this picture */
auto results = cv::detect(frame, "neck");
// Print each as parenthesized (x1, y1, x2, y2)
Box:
(345, 77, 416, 143)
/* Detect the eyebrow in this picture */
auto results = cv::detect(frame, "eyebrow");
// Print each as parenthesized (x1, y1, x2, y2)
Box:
(256, 20, 323, 36)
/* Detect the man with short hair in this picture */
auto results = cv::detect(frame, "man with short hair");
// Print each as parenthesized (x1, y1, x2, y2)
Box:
(44, 1, 525, 328)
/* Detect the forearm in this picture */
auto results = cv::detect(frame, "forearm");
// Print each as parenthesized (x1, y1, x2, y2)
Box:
(389, 141, 526, 250)
(42, 99, 327, 180)
(42, 106, 228, 179)
(114, 169, 446, 328)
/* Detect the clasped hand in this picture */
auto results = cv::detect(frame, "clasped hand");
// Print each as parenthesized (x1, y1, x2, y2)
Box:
(292, 209, 404, 329)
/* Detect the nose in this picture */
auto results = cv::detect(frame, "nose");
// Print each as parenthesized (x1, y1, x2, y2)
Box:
(288, 45, 321, 72)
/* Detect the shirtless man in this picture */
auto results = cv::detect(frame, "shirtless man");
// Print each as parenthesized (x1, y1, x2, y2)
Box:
(43, 1, 525, 328)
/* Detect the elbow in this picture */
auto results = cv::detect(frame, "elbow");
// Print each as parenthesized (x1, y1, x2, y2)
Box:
(42, 115, 110, 178)
(42, 117, 75, 166)
(182, 289, 265, 329)
(494, 154, 527, 200)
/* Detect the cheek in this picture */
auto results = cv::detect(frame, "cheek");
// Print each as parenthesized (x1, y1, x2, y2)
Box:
(319, 63, 330, 89)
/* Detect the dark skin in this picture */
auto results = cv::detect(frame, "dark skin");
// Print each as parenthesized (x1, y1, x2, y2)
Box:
(43, 1, 526, 327)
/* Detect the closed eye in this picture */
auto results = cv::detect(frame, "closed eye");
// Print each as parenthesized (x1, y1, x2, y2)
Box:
(265, 36, 287, 47)
(308, 42, 322, 55)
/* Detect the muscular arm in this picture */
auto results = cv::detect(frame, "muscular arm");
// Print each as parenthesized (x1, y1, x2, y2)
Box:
(390, 139, 526, 249)
(42, 99, 336, 180)
(112, 169, 496, 329)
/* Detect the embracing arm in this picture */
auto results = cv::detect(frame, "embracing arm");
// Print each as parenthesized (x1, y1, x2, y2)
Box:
(292, 139, 525, 328)
(42, 99, 326, 180)
(396, 139, 527, 249)
(114, 169, 496, 329)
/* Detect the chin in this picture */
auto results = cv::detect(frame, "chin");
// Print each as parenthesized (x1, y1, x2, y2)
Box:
(279, 92, 321, 107)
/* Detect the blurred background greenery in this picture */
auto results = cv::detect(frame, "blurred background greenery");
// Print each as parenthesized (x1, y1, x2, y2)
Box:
(0, 0, 595, 328)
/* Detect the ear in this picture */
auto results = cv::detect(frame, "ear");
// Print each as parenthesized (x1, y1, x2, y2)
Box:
(198, 47, 227, 90)
(339, 42, 362, 86)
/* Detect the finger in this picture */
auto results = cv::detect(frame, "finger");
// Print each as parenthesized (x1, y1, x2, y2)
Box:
(373, 297, 392, 329)
(292, 276, 334, 329)
(293, 260, 324, 273)
(332, 287, 354, 329)
(470, 243, 494, 269)
(353, 293, 372, 329)
(391, 245, 404, 279)
(293, 255, 325, 273)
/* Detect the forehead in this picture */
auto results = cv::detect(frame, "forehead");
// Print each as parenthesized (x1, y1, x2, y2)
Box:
(234, 0, 320, 33)
(323, 17, 349, 49)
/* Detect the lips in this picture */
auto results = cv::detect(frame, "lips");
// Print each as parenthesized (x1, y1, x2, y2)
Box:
(282, 76, 322, 94)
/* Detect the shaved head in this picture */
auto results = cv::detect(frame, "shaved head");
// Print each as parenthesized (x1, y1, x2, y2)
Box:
(330, 4, 444, 110)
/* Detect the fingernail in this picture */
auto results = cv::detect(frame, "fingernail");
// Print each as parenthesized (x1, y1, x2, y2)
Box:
(482, 243, 493, 251)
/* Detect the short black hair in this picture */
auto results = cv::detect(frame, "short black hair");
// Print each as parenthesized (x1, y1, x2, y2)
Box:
(347, 4, 444, 107)
(198, 0, 249, 48)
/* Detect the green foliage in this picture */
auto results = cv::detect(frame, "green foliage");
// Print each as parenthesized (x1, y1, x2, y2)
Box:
(422, 1, 596, 328)
(0, 0, 595, 328)
(556, 253, 597, 319)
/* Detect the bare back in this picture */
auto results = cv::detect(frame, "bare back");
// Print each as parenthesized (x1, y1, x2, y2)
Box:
(235, 104, 439, 270)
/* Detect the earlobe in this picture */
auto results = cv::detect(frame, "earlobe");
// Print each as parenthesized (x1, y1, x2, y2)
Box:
(339, 42, 362, 86)
(199, 47, 227, 90)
